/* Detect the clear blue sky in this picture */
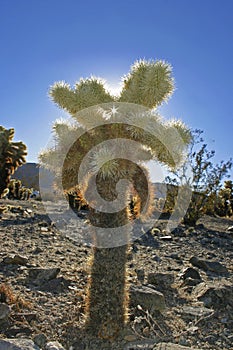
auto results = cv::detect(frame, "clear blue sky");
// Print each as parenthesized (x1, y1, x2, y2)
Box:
(1, 0, 233, 180)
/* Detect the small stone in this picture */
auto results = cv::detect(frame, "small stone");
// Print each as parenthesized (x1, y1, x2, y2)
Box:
(124, 334, 138, 341)
(181, 267, 201, 280)
(156, 343, 199, 349)
(2, 254, 28, 265)
(181, 305, 214, 317)
(147, 272, 174, 288)
(190, 256, 228, 274)
(159, 235, 172, 241)
(182, 277, 201, 287)
(193, 283, 233, 309)
(28, 268, 60, 285)
(169, 253, 181, 260)
(226, 226, 233, 232)
(33, 333, 47, 348)
(135, 269, 145, 282)
(0, 303, 10, 321)
(130, 285, 166, 311)
(46, 341, 66, 350)
(151, 227, 161, 234)
(5, 325, 32, 337)
(40, 227, 49, 232)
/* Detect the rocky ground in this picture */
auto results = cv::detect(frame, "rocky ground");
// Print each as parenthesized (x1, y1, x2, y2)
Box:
(0, 198, 232, 350)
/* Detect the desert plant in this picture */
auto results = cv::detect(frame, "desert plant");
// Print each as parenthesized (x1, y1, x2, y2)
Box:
(39, 59, 191, 338)
(165, 129, 232, 225)
(7, 179, 32, 200)
(0, 126, 27, 197)
(214, 180, 233, 217)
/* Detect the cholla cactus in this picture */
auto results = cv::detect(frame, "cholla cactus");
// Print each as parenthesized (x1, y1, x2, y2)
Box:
(0, 126, 27, 197)
(39, 59, 191, 339)
(7, 179, 32, 200)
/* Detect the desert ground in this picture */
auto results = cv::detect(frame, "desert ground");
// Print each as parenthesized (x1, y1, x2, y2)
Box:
(0, 198, 232, 350)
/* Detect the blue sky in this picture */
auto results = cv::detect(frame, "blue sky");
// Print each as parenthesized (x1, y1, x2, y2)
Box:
(0, 0, 233, 181)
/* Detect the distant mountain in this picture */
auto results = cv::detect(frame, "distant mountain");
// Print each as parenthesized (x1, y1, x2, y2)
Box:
(13, 163, 172, 196)
(13, 163, 40, 190)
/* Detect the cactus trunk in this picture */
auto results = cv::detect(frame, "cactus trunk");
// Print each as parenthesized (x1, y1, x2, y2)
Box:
(84, 173, 131, 339)
(85, 244, 130, 339)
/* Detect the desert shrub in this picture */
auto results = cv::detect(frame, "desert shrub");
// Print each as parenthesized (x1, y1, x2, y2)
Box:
(165, 129, 232, 225)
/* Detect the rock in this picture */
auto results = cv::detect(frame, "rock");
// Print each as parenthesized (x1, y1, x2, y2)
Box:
(169, 253, 181, 261)
(28, 268, 60, 285)
(181, 267, 201, 280)
(45, 341, 66, 350)
(0, 303, 10, 321)
(205, 261, 229, 274)
(189, 256, 208, 270)
(5, 325, 32, 337)
(181, 277, 201, 287)
(135, 269, 145, 282)
(159, 235, 173, 241)
(33, 334, 47, 348)
(2, 254, 28, 265)
(130, 285, 166, 311)
(190, 256, 228, 274)
(147, 273, 174, 291)
(151, 227, 161, 234)
(156, 343, 199, 349)
(124, 334, 138, 341)
(0, 338, 40, 350)
(38, 277, 71, 293)
(181, 305, 214, 318)
(193, 283, 233, 309)
(226, 225, 233, 232)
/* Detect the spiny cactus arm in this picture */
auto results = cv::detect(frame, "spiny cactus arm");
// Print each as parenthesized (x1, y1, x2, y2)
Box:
(118, 59, 175, 108)
(39, 147, 63, 173)
(52, 119, 86, 148)
(50, 78, 114, 116)
(49, 81, 78, 115)
(166, 119, 193, 145)
(11, 142, 27, 166)
(146, 120, 191, 169)
(121, 110, 191, 168)
(74, 77, 114, 108)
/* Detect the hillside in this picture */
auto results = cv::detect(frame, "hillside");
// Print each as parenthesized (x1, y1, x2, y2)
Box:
(13, 163, 39, 190)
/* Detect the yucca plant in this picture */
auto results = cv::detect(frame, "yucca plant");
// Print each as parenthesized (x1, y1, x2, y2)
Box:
(0, 126, 27, 198)
(39, 59, 191, 339)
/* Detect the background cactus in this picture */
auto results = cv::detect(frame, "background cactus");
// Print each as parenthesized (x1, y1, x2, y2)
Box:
(7, 179, 32, 200)
(0, 126, 27, 198)
(39, 59, 191, 339)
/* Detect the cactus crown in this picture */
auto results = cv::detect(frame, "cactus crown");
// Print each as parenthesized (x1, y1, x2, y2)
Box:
(40, 59, 192, 199)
